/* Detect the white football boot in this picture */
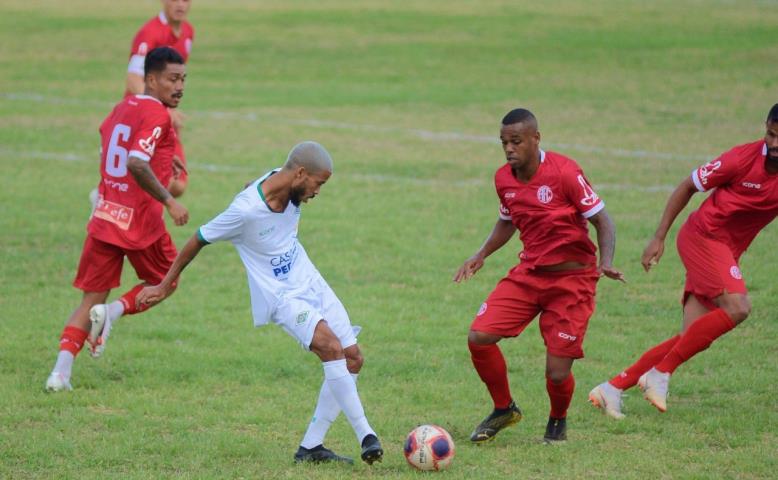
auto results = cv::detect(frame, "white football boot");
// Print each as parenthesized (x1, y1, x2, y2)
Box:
(45, 372, 72, 392)
(638, 367, 670, 412)
(88, 304, 112, 358)
(588, 382, 626, 420)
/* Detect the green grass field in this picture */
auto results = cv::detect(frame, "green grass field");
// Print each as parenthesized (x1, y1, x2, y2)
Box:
(2, 0, 777, 478)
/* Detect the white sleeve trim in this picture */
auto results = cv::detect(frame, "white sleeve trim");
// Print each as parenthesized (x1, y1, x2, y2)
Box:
(499, 212, 512, 221)
(128, 55, 145, 75)
(691, 168, 706, 192)
(129, 150, 151, 162)
(581, 201, 605, 219)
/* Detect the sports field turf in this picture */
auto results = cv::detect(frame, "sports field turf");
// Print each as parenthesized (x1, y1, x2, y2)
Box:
(1, 1, 776, 478)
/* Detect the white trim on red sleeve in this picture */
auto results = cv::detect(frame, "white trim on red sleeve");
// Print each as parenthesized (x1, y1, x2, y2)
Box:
(127, 55, 145, 75)
(129, 150, 151, 162)
(581, 201, 605, 219)
(691, 168, 706, 192)
(499, 211, 512, 221)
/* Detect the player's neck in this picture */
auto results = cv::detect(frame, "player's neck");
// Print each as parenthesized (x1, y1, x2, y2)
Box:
(765, 157, 778, 175)
(260, 172, 292, 212)
(511, 155, 541, 183)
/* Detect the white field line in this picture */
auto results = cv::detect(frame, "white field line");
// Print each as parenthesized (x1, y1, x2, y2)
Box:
(3, 147, 674, 191)
(4, 92, 713, 164)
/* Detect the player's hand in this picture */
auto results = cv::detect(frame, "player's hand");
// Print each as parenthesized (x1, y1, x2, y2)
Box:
(169, 108, 186, 131)
(641, 236, 665, 272)
(453, 253, 485, 283)
(599, 264, 626, 283)
(172, 155, 187, 179)
(136, 285, 169, 308)
(165, 198, 189, 226)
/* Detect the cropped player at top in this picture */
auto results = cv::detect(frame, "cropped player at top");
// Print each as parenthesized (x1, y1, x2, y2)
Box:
(126, 0, 194, 198)
(45, 47, 189, 392)
(590, 104, 778, 418)
(454, 108, 624, 443)
(136, 142, 384, 465)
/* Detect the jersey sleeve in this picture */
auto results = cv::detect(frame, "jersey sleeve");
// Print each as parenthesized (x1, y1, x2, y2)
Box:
(690, 148, 741, 192)
(498, 198, 511, 220)
(128, 25, 156, 75)
(562, 165, 605, 218)
(128, 106, 170, 162)
(198, 201, 245, 244)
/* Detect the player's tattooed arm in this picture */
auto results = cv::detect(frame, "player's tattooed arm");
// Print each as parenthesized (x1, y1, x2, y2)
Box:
(128, 155, 189, 226)
(588, 209, 625, 282)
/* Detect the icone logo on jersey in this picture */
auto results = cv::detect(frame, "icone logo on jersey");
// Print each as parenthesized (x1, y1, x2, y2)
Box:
(537, 185, 553, 204)
(558, 332, 577, 341)
(577, 175, 599, 206)
(741, 181, 761, 189)
(139, 126, 162, 156)
(504, 192, 516, 199)
(697, 160, 722, 186)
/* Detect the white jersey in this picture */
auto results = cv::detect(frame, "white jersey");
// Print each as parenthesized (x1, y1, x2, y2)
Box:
(197, 169, 322, 326)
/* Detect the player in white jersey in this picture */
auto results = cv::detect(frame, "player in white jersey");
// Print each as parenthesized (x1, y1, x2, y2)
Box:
(136, 141, 383, 465)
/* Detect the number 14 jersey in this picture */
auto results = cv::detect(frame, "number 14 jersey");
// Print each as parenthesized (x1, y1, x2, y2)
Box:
(88, 95, 175, 250)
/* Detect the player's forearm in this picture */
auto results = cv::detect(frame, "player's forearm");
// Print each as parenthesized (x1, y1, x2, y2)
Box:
(126, 73, 144, 95)
(653, 177, 697, 240)
(476, 219, 516, 259)
(128, 157, 174, 204)
(159, 234, 206, 289)
(590, 210, 616, 267)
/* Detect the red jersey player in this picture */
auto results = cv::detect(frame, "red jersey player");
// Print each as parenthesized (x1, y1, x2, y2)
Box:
(590, 104, 778, 418)
(454, 108, 624, 443)
(46, 47, 189, 392)
(126, 0, 194, 198)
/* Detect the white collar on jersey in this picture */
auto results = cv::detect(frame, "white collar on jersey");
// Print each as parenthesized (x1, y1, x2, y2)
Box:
(133, 94, 162, 104)
(763, 143, 768, 157)
(539, 149, 546, 163)
(159, 11, 169, 25)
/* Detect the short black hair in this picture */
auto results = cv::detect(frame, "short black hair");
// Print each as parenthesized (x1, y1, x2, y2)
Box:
(502, 108, 537, 126)
(767, 103, 778, 123)
(144, 47, 184, 77)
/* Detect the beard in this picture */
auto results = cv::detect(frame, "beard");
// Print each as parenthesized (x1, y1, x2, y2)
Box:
(290, 185, 305, 207)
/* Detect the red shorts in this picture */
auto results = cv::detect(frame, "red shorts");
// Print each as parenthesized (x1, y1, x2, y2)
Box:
(73, 232, 177, 292)
(677, 222, 746, 310)
(471, 266, 600, 358)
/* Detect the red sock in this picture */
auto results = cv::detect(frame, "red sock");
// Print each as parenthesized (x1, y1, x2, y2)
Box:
(59, 325, 89, 356)
(469, 342, 512, 409)
(655, 309, 735, 374)
(609, 335, 680, 390)
(547, 373, 575, 419)
(119, 281, 176, 315)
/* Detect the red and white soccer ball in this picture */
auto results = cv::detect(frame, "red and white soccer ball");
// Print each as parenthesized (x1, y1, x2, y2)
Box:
(404, 424, 455, 471)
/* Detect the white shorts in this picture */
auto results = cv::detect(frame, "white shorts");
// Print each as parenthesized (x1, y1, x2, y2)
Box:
(271, 276, 358, 351)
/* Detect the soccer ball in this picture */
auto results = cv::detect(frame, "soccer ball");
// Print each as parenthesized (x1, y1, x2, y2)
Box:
(403, 424, 455, 471)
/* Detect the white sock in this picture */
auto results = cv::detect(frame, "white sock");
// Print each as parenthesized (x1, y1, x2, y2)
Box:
(52, 351, 74, 381)
(107, 301, 124, 321)
(300, 373, 359, 449)
(322, 360, 375, 443)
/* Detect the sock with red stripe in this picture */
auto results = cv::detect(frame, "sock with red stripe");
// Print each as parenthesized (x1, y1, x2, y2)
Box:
(547, 373, 575, 419)
(655, 308, 736, 374)
(468, 342, 512, 409)
(609, 335, 680, 390)
(52, 325, 89, 381)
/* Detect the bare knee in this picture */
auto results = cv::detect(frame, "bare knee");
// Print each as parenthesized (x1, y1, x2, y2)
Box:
(345, 347, 364, 374)
(468, 330, 502, 345)
(309, 321, 345, 362)
(545, 354, 574, 384)
(718, 294, 751, 324)
(546, 368, 572, 384)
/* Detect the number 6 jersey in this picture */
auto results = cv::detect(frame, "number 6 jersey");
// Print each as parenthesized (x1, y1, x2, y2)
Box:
(88, 95, 175, 249)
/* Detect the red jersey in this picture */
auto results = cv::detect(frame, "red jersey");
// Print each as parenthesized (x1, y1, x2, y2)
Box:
(126, 12, 194, 80)
(88, 95, 175, 250)
(495, 150, 605, 269)
(687, 140, 778, 259)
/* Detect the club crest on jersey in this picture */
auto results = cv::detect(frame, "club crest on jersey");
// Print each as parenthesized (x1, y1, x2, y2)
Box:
(537, 185, 553, 204)
(138, 42, 148, 55)
(296, 310, 310, 325)
(139, 126, 162, 156)
(729, 266, 742, 280)
(577, 175, 599, 206)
